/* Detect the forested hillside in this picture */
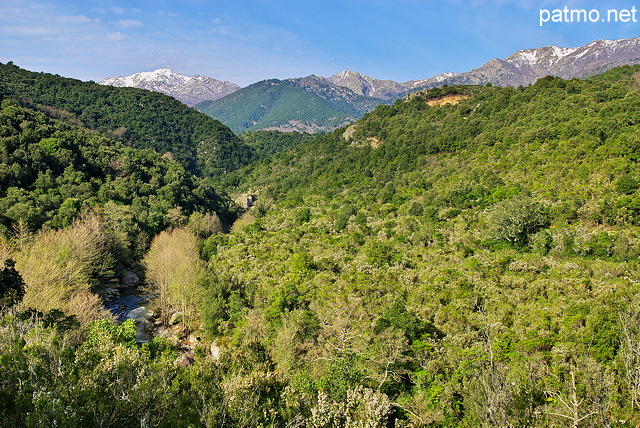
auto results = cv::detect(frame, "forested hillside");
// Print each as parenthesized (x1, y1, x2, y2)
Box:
(194, 78, 385, 133)
(3, 64, 640, 427)
(207, 65, 640, 426)
(239, 130, 316, 159)
(0, 62, 255, 176)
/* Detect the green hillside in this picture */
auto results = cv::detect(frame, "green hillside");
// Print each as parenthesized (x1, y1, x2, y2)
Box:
(0, 99, 237, 250)
(4, 65, 640, 427)
(0, 62, 255, 177)
(194, 78, 384, 133)
(239, 130, 316, 158)
(205, 66, 640, 426)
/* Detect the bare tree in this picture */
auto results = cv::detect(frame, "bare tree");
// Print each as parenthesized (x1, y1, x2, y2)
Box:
(14, 213, 113, 322)
(545, 371, 597, 428)
(143, 228, 203, 327)
(620, 298, 640, 410)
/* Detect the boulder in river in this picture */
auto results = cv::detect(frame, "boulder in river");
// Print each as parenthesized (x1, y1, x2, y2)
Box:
(121, 270, 140, 287)
(126, 306, 154, 322)
(101, 287, 120, 301)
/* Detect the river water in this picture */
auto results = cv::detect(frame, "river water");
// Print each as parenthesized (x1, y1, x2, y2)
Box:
(104, 287, 154, 342)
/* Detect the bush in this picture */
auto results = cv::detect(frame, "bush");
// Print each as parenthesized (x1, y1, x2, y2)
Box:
(489, 197, 550, 247)
(616, 173, 639, 195)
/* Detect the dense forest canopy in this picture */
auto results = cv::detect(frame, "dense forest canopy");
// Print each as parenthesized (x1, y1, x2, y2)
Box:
(0, 61, 255, 177)
(0, 100, 238, 249)
(2, 63, 640, 427)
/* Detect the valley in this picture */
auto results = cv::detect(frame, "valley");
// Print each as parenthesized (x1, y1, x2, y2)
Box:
(2, 41, 640, 426)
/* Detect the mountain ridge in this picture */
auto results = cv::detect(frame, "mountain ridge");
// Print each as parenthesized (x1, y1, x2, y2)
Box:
(99, 37, 640, 103)
(193, 78, 385, 134)
(99, 68, 240, 107)
(429, 37, 640, 89)
(99, 36, 640, 133)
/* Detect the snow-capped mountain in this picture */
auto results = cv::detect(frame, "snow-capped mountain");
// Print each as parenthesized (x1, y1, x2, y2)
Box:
(405, 72, 458, 89)
(307, 37, 640, 99)
(434, 37, 640, 88)
(101, 37, 640, 133)
(98, 69, 240, 106)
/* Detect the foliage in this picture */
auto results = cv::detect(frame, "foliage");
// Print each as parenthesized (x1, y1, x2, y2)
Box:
(200, 65, 640, 426)
(0, 61, 255, 177)
(201, 272, 249, 336)
(13, 214, 113, 323)
(4, 64, 640, 426)
(488, 196, 550, 247)
(240, 130, 316, 158)
(0, 259, 24, 308)
(142, 228, 204, 326)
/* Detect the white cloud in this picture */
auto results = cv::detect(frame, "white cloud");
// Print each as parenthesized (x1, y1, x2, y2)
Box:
(210, 26, 232, 35)
(106, 32, 127, 41)
(117, 19, 143, 28)
(55, 15, 97, 24)
(0, 25, 57, 36)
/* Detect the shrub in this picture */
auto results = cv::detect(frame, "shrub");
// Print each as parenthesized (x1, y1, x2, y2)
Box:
(489, 197, 550, 247)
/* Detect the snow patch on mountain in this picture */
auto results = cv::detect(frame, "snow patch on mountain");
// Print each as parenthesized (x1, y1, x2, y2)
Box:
(99, 69, 240, 106)
(102, 36, 640, 115)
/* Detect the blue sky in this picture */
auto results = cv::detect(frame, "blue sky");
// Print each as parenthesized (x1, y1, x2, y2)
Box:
(1, 0, 640, 86)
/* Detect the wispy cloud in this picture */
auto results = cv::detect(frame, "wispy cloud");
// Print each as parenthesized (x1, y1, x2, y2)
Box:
(0, 25, 58, 36)
(117, 19, 143, 28)
(55, 15, 99, 25)
(106, 32, 127, 42)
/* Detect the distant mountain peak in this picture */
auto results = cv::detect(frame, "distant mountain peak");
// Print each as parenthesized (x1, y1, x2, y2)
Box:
(104, 37, 640, 134)
(507, 45, 578, 64)
(326, 70, 408, 99)
(99, 69, 240, 106)
(332, 70, 361, 78)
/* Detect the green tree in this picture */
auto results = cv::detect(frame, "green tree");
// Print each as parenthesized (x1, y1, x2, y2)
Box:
(489, 196, 550, 247)
(0, 259, 25, 308)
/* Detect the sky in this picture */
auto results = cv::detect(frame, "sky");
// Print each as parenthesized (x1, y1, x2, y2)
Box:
(1, 0, 640, 86)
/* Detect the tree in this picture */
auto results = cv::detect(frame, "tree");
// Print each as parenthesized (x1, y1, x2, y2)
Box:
(545, 371, 598, 428)
(142, 228, 204, 327)
(0, 259, 25, 308)
(489, 196, 549, 246)
(15, 213, 113, 323)
(620, 298, 640, 410)
(187, 211, 223, 239)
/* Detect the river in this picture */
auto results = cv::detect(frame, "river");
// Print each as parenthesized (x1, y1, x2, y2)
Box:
(104, 286, 154, 343)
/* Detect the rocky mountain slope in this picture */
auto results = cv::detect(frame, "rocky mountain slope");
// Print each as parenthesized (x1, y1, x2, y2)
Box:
(423, 37, 640, 89)
(98, 69, 240, 106)
(320, 37, 640, 98)
(324, 70, 408, 99)
(101, 37, 640, 132)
